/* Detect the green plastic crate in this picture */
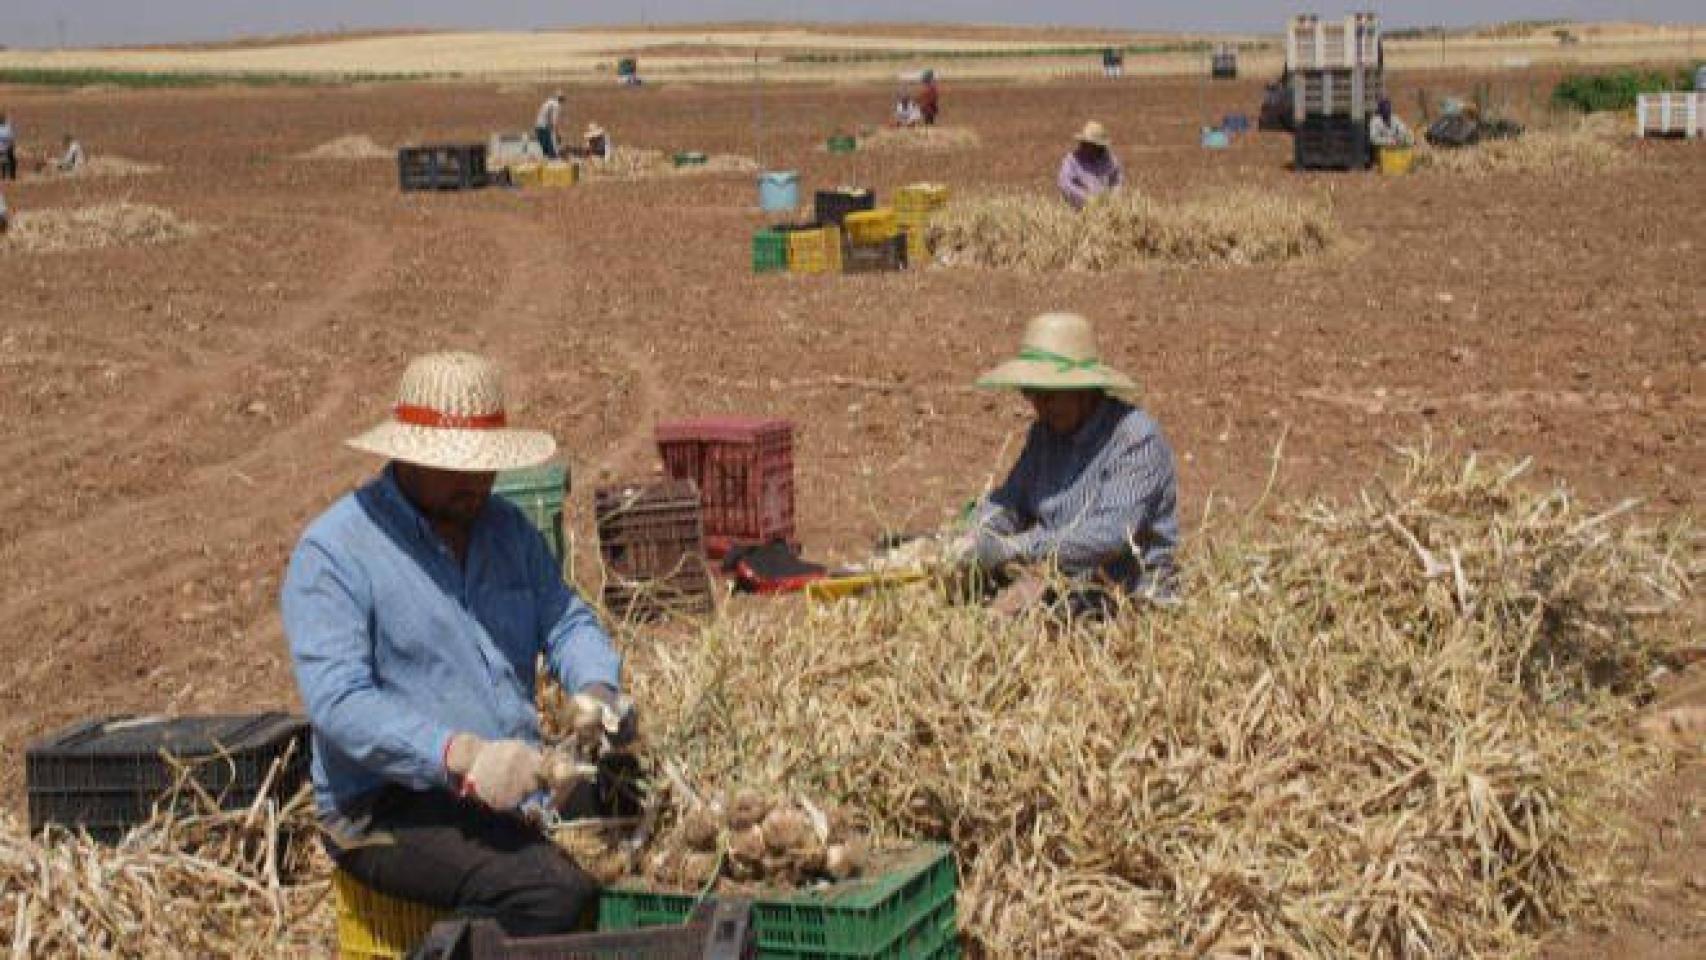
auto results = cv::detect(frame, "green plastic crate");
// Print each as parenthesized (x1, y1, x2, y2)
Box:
(600, 843, 956, 959)
(753, 229, 789, 274)
(827, 134, 857, 154)
(494, 463, 567, 563)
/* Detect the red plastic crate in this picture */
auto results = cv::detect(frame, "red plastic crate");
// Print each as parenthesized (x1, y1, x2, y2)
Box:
(655, 417, 795, 556)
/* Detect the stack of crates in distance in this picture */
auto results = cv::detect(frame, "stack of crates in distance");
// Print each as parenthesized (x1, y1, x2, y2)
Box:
(895, 183, 950, 268)
(1287, 13, 1382, 170)
(26, 713, 309, 840)
(398, 143, 489, 191)
(1211, 43, 1238, 79)
(595, 479, 715, 620)
(1636, 92, 1702, 139)
(814, 187, 876, 228)
(656, 417, 795, 559)
(600, 843, 957, 960)
(842, 207, 906, 274)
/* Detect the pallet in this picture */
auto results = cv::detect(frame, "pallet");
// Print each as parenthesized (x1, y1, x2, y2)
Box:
(1636, 92, 1702, 139)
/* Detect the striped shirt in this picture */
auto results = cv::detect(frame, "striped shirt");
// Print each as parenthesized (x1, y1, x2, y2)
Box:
(972, 397, 1178, 594)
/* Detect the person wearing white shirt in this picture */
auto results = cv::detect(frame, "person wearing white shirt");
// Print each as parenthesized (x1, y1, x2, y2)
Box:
(534, 94, 564, 159)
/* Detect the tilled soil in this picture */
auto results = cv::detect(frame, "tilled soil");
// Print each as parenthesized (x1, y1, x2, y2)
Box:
(0, 71, 1699, 956)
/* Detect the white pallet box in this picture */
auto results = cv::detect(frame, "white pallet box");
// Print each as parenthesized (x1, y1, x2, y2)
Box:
(1291, 67, 1385, 125)
(1636, 92, 1702, 139)
(1287, 13, 1381, 71)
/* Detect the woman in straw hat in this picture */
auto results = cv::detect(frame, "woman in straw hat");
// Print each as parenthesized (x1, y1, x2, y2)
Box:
(965, 313, 1178, 617)
(581, 122, 612, 161)
(282, 351, 630, 935)
(1057, 120, 1124, 210)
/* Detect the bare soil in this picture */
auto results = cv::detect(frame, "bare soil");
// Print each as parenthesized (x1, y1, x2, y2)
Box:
(0, 69, 1698, 955)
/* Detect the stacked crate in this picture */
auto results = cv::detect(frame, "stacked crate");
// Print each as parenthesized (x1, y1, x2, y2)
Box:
(841, 208, 906, 274)
(397, 143, 488, 191)
(1636, 92, 1702, 139)
(656, 418, 795, 559)
(784, 224, 843, 275)
(595, 479, 715, 620)
(1287, 13, 1382, 170)
(894, 183, 950, 268)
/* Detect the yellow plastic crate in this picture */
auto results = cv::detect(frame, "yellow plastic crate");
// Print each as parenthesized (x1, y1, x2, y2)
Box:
(905, 229, 931, 268)
(895, 183, 950, 213)
(786, 225, 843, 275)
(541, 160, 580, 187)
(510, 163, 544, 187)
(842, 208, 898, 245)
(333, 869, 451, 960)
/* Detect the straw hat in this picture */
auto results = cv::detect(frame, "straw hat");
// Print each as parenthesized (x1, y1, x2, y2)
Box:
(976, 313, 1136, 392)
(346, 352, 556, 471)
(584, 123, 606, 139)
(1075, 120, 1112, 148)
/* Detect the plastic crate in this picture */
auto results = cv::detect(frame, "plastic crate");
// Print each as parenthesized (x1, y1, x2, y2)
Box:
(814, 188, 875, 228)
(1294, 116, 1373, 171)
(892, 184, 949, 214)
(674, 151, 709, 167)
(1287, 13, 1381, 71)
(542, 160, 580, 187)
(398, 143, 489, 192)
(843, 235, 908, 275)
(753, 229, 789, 274)
(1290, 67, 1384, 124)
(418, 898, 754, 960)
(596, 479, 715, 620)
(26, 712, 310, 840)
(334, 869, 453, 960)
(600, 844, 956, 960)
(655, 418, 795, 556)
(496, 463, 568, 564)
(786, 226, 843, 275)
(842, 209, 898, 246)
(826, 135, 857, 154)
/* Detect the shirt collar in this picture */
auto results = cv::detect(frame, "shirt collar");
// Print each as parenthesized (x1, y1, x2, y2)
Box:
(369, 464, 440, 546)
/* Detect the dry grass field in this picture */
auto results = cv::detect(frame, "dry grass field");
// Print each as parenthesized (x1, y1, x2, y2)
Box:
(0, 32, 1700, 957)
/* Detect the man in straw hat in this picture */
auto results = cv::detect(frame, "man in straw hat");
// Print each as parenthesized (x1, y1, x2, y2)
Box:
(282, 351, 629, 935)
(1057, 120, 1124, 210)
(964, 313, 1178, 616)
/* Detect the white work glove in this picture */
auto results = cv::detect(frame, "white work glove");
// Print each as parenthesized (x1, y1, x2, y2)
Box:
(449, 735, 543, 811)
(577, 684, 639, 749)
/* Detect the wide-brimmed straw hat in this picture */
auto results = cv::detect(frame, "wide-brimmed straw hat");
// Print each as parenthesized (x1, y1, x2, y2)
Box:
(346, 352, 556, 471)
(1075, 120, 1112, 148)
(976, 312, 1136, 392)
(584, 123, 606, 139)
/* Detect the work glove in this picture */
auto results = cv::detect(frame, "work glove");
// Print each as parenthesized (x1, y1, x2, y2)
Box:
(451, 736, 543, 811)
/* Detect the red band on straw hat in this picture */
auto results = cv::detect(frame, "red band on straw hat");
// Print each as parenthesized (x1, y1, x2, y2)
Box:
(393, 404, 508, 430)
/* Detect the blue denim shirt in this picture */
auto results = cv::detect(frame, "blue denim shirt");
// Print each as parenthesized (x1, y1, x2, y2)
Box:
(282, 466, 621, 817)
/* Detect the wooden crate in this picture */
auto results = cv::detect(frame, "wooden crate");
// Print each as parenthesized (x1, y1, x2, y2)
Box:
(1286, 13, 1381, 72)
(1637, 92, 1702, 139)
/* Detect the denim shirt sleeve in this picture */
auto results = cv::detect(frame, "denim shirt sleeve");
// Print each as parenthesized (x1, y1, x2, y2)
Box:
(530, 530, 622, 693)
(282, 538, 454, 792)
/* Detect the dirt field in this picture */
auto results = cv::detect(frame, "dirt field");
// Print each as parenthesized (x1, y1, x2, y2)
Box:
(0, 66, 1700, 954)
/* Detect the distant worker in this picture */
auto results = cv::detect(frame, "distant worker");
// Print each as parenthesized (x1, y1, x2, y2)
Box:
(1367, 98, 1413, 148)
(535, 93, 565, 160)
(961, 311, 1180, 618)
(916, 69, 940, 126)
(893, 94, 923, 128)
(56, 133, 85, 174)
(0, 191, 10, 235)
(1057, 121, 1123, 210)
(582, 123, 612, 161)
(0, 112, 16, 181)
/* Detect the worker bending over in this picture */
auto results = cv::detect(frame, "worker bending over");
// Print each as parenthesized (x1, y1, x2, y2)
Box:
(1057, 121, 1123, 210)
(534, 93, 565, 159)
(964, 312, 1179, 617)
(282, 351, 631, 935)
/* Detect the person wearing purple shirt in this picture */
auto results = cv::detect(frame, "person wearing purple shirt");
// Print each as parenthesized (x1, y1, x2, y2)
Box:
(1057, 120, 1124, 210)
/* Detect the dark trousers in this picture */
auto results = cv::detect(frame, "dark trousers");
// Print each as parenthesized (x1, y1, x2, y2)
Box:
(0, 147, 14, 180)
(328, 788, 597, 937)
(535, 126, 557, 159)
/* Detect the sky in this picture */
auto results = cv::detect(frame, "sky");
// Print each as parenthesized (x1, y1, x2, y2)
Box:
(0, 2, 1698, 49)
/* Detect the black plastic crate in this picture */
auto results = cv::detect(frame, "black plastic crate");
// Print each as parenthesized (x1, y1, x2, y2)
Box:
(418, 898, 755, 959)
(843, 235, 908, 274)
(813, 188, 875, 228)
(399, 143, 489, 192)
(26, 712, 310, 839)
(1293, 116, 1373, 171)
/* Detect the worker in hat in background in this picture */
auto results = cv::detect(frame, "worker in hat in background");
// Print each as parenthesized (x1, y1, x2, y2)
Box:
(581, 123, 612, 161)
(282, 351, 633, 935)
(917, 69, 940, 125)
(961, 313, 1179, 618)
(534, 93, 565, 160)
(55, 133, 85, 174)
(1368, 98, 1413, 148)
(1058, 121, 1123, 210)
